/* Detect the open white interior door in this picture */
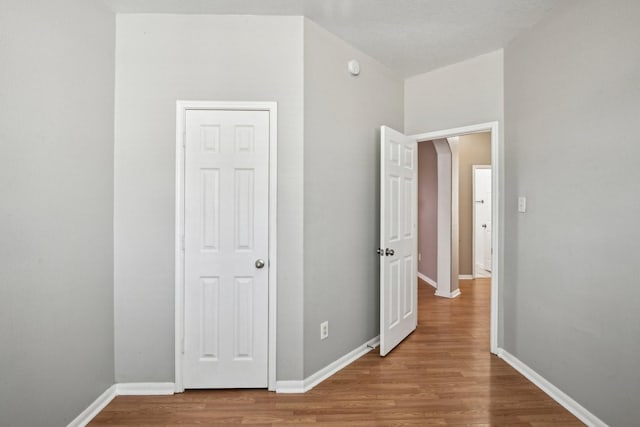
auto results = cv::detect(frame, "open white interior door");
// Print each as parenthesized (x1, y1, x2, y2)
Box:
(380, 126, 418, 356)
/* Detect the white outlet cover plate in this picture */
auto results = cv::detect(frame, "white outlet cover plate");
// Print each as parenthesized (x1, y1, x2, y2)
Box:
(320, 321, 328, 340)
(518, 196, 527, 213)
(348, 59, 360, 76)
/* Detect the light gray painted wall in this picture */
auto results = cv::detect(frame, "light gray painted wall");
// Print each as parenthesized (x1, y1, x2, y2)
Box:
(504, 1, 640, 425)
(114, 15, 305, 381)
(303, 19, 403, 376)
(404, 50, 504, 340)
(0, 1, 115, 426)
(405, 50, 504, 136)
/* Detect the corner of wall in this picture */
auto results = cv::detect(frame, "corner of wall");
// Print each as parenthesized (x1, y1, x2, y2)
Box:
(301, 16, 403, 378)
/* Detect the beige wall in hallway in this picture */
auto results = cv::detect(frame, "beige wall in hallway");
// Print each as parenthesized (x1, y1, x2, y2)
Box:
(458, 133, 491, 276)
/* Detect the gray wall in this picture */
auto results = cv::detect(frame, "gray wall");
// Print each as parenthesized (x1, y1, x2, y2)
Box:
(0, 1, 115, 426)
(114, 14, 305, 381)
(504, 1, 640, 425)
(303, 19, 403, 376)
(405, 50, 504, 135)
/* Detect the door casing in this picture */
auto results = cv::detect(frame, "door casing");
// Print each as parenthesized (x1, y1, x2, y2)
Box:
(411, 122, 500, 354)
(175, 101, 278, 392)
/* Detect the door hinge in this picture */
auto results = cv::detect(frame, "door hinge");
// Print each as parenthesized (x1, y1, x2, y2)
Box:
(181, 236, 185, 251)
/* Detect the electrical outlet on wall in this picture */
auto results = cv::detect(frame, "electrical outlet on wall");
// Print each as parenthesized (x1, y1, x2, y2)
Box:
(320, 321, 329, 340)
(518, 196, 527, 213)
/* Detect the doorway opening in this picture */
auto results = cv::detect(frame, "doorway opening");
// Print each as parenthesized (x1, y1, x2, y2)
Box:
(412, 122, 499, 354)
(418, 133, 492, 285)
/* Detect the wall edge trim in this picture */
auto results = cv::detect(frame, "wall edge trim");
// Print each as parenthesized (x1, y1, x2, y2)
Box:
(68, 382, 177, 426)
(276, 336, 380, 394)
(418, 272, 437, 288)
(435, 288, 461, 299)
(273, 380, 305, 394)
(497, 349, 607, 427)
(67, 385, 117, 427)
(115, 382, 176, 395)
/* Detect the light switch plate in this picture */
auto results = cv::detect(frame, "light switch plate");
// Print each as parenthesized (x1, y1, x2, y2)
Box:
(518, 196, 527, 213)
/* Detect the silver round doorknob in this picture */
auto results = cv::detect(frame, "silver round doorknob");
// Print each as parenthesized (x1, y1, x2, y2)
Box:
(255, 259, 265, 269)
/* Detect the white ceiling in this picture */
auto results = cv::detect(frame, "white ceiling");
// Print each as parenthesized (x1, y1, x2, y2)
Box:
(104, 0, 562, 77)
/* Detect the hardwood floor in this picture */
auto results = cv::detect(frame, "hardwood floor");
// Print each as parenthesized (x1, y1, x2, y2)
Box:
(91, 279, 582, 426)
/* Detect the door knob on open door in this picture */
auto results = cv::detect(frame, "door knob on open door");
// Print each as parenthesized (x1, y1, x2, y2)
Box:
(255, 259, 265, 269)
(385, 248, 395, 256)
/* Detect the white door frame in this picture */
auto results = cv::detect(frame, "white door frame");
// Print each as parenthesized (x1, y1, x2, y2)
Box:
(174, 100, 278, 392)
(410, 122, 499, 354)
(472, 165, 492, 279)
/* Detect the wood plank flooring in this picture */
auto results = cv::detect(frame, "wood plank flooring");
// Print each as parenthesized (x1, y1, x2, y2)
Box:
(91, 279, 583, 426)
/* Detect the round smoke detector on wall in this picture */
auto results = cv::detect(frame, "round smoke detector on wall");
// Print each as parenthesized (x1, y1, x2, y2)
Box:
(348, 59, 360, 76)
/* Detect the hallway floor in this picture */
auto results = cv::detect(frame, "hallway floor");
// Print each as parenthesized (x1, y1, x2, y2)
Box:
(91, 279, 582, 426)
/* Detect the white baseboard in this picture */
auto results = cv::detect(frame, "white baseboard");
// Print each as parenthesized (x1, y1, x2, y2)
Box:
(276, 335, 380, 394)
(274, 380, 305, 393)
(67, 385, 116, 427)
(458, 274, 473, 280)
(116, 382, 176, 395)
(434, 288, 461, 299)
(276, 380, 307, 393)
(67, 382, 176, 427)
(497, 349, 607, 427)
(303, 336, 379, 391)
(417, 272, 437, 288)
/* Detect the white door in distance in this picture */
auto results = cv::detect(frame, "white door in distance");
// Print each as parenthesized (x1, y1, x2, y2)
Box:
(473, 167, 492, 276)
(183, 109, 269, 388)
